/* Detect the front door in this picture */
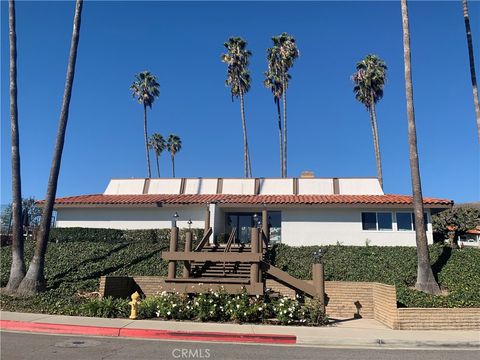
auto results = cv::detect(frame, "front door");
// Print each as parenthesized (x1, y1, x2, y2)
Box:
(226, 213, 256, 244)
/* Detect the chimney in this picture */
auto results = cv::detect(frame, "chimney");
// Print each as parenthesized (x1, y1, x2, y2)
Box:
(300, 171, 315, 178)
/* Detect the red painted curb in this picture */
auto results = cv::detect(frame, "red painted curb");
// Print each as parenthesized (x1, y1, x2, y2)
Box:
(0, 320, 119, 337)
(119, 328, 296, 344)
(0, 320, 296, 344)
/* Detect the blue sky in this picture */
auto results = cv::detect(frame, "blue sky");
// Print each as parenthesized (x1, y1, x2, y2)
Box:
(1, 1, 479, 204)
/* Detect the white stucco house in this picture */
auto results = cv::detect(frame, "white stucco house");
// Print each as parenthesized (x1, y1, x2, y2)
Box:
(50, 177, 452, 247)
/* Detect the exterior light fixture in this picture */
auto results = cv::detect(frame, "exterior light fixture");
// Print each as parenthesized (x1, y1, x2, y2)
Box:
(187, 218, 192, 229)
(172, 212, 179, 227)
(313, 247, 328, 264)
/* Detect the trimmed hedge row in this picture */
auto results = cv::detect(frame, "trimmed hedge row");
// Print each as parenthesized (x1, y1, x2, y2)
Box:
(1, 227, 479, 315)
(269, 243, 480, 308)
(48, 227, 205, 244)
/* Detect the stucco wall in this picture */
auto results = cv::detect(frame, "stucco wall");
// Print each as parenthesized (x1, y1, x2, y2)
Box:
(281, 207, 432, 246)
(56, 205, 433, 246)
(56, 207, 205, 230)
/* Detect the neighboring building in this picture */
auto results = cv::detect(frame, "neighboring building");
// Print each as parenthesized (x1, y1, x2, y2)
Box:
(49, 177, 452, 247)
(453, 202, 480, 247)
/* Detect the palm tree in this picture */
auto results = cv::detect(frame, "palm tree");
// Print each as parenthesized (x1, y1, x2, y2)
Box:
(352, 55, 387, 189)
(167, 134, 182, 178)
(130, 71, 160, 178)
(148, 133, 166, 178)
(267, 33, 299, 178)
(17, 0, 83, 295)
(401, 0, 440, 295)
(221, 37, 253, 178)
(6, 0, 25, 292)
(462, 0, 480, 141)
(264, 54, 291, 177)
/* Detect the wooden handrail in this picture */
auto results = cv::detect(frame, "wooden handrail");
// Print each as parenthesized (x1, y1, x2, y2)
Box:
(224, 228, 237, 253)
(194, 227, 212, 252)
(223, 227, 237, 275)
(261, 261, 316, 297)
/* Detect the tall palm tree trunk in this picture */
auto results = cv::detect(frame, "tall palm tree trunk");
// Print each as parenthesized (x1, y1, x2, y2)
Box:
(463, 0, 480, 141)
(401, 0, 440, 295)
(6, 0, 25, 292)
(282, 76, 288, 178)
(246, 141, 252, 178)
(17, 0, 83, 295)
(276, 100, 284, 177)
(171, 155, 175, 178)
(370, 100, 384, 189)
(155, 154, 160, 178)
(239, 91, 249, 178)
(143, 104, 151, 178)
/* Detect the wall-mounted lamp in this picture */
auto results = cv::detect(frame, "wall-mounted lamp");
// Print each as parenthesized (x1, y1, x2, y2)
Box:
(172, 212, 179, 227)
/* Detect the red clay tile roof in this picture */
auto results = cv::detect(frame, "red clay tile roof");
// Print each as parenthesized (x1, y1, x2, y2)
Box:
(46, 194, 453, 207)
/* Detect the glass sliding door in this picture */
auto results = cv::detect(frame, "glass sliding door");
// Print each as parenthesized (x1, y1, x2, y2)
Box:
(238, 214, 253, 244)
(226, 213, 254, 244)
(225, 211, 282, 244)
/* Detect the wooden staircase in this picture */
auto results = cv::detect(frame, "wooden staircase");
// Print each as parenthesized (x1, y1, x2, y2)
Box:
(160, 226, 324, 299)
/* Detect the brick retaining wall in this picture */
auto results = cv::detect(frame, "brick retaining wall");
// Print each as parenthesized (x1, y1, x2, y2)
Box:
(99, 276, 479, 330)
(373, 283, 399, 329)
(397, 308, 480, 330)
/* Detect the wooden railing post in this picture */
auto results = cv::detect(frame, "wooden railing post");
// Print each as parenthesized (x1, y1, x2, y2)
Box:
(168, 226, 178, 280)
(183, 230, 192, 278)
(262, 209, 269, 243)
(204, 205, 210, 236)
(313, 263, 325, 313)
(250, 228, 260, 285)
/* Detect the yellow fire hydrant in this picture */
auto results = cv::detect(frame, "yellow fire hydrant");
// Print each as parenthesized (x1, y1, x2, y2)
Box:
(129, 291, 140, 320)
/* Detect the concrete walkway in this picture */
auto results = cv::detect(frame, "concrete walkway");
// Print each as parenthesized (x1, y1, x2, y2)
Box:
(1, 311, 479, 349)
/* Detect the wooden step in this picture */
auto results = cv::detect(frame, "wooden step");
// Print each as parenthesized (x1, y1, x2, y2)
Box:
(191, 263, 251, 269)
(194, 273, 251, 279)
(164, 277, 250, 284)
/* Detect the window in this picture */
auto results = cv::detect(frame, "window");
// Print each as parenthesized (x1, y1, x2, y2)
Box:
(362, 212, 392, 231)
(377, 212, 393, 231)
(396, 212, 429, 231)
(397, 213, 413, 231)
(362, 212, 377, 230)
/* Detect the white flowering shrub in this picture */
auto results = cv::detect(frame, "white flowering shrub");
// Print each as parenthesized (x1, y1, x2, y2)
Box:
(151, 291, 194, 320)
(273, 297, 302, 325)
(137, 287, 327, 326)
(195, 289, 230, 322)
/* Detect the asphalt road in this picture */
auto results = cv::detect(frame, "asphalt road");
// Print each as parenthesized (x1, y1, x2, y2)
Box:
(0, 331, 478, 360)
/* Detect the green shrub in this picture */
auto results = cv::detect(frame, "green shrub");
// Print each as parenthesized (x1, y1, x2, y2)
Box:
(194, 290, 230, 322)
(79, 297, 129, 318)
(272, 296, 301, 325)
(1, 228, 479, 314)
(137, 295, 159, 319)
(153, 292, 195, 320)
(301, 298, 329, 326)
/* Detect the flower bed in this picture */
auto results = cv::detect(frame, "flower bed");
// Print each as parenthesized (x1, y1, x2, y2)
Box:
(141, 289, 327, 325)
(81, 288, 328, 326)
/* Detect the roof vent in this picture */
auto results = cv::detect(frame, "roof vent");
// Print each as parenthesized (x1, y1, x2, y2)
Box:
(300, 171, 315, 178)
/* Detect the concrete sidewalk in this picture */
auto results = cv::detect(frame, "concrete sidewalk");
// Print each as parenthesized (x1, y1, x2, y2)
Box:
(1, 311, 479, 349)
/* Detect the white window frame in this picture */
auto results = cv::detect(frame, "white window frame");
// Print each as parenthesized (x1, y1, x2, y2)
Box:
(395, 212, 429, 232)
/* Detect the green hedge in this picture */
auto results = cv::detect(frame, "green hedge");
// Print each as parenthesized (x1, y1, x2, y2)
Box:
(48, 227, 204, 244)
(1, 228, 479, 315)
(268, 243, 480, 308)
